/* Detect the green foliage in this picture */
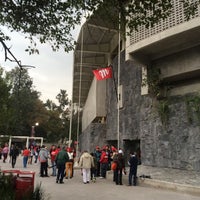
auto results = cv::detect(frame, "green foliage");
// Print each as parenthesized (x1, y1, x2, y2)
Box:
(56, 89, 70, 118)
(0, 174, 15, 200)
(0, 1, 81, 53)
(0, 0, 199, 53)
(44, 89, 71, 142)
(0, 68, 14, 134)
(3, 67, 40, 135)
(185, 95, 200, 124)
(142, 66, 162, 98)
(0, 66, 78, 143)
(157, 100, 170, 125)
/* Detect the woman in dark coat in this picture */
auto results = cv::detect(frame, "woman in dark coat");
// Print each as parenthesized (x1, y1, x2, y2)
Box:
(114, 150, 126, 185)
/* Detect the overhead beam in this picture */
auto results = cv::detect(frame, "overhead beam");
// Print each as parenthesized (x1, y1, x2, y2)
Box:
(76, 42, 110, 53)
(74, 63, 104, 67)
(86, 23, 118, 33)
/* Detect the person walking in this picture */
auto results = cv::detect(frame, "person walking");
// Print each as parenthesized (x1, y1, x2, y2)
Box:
(22, 146, 30, 168)
(128, 152, 138, 186)
(2, 143, 9, 163)
(55, 146, 69, 184)
(79, 150, 94, 184)
(29, 145, 35, 164)
(50, 145, 57, 176)
(34, 145, 40, 163)
(39, 145, 49, 177)
(9, 144, 19, 168)
(90, 152, 97, 182)
(65, 147, 74, 179)
(0, 145, 2, 160)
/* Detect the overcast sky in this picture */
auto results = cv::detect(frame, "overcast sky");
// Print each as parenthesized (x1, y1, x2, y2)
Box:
(0, 27, 80, 103)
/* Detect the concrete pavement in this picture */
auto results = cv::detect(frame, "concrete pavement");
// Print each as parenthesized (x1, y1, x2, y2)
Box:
(0, 156, 200, 199)
(136, 165, 200, 196)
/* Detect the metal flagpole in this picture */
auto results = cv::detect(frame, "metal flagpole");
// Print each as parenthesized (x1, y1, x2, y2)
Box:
(117, 12, 121, 150)
(68, 53, 75, 148)
(110, 65, 118, 102)
(76, 26, 84, 156)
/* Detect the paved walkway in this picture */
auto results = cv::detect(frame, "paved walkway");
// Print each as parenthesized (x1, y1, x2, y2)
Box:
(137, 165, 200, 187)
(1, 156, 200, 198)
(131, 165, 200, 196)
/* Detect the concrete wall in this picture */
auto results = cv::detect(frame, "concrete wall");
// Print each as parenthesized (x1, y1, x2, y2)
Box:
(82, 78, 106, 131)
(157, 46, 200, 80)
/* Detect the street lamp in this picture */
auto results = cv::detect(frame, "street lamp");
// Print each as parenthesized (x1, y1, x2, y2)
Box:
(31, 122, 39, 137)
(30, 122, 39, 147)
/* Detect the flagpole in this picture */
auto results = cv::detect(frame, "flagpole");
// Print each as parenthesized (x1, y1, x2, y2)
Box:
(76, 26, 84, 157)
(117, 12, 121, 150)
(110, 65, 118, 102)
(68, 101, 73, 147)
(68, 53, 75, 148)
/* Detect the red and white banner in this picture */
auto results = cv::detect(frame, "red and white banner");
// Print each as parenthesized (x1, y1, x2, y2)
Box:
(93, 66, 112, 80)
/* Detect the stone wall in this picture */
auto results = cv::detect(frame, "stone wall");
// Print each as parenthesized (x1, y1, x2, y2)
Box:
(140, 95, 200, 171)
(79, 123, 107, 153)
(106, 51, 142, 144)
(79, 48, 200, 171)
(106, 50, 200, 171)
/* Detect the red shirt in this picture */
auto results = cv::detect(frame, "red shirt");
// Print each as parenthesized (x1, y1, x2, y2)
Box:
(23, 149, 30, 157)
(51, 150, 57, 162)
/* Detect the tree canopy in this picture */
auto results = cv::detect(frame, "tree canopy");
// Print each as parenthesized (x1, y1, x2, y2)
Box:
(0, 66, 77, 143)
(0, 0, 199, 53)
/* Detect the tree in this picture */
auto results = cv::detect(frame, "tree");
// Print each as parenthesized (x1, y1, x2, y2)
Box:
(56, 89, 69, 119)
(5, 67, 41, 135)
(43, 90, 70, 142)
(44, 99, 57, 111)
(0, 66, 72, 142)
(0, 67, 13, 134)
(0, 0, 199, 53)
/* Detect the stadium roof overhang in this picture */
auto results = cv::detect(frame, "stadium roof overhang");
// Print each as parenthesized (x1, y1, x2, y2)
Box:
(72, 15, 118, 106)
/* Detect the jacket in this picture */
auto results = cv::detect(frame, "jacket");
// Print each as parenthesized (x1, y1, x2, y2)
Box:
(128, 155, 138, 172)
(79, 152, 94, 169)
(100, 151, 109, 163)
(116, 153, 125, 169)
(39, 148, 48, 163)
(55, 149, 69, 165)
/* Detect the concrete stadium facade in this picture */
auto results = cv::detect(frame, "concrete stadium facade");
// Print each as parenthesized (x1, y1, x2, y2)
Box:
(72, 0, 200, 171)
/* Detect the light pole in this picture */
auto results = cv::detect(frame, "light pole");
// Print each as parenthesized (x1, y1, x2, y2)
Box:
(31, 122, 39, 137)
(30, 122, 39, 147)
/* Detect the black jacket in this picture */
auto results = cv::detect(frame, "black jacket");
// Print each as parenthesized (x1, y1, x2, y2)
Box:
(129, 155, 138, 172)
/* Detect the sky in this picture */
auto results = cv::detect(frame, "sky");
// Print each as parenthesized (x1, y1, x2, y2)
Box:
(0, 28, 80, 103)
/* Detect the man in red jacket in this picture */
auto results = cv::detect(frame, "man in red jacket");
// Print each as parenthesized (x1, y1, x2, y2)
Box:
(99, 146, 109, 178)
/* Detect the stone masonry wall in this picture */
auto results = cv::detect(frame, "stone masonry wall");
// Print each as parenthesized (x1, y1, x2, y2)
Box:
(140, 95, 200, 171)
(79, 123, 107, 153)
(106, 50, 200, 171)
(79, 49, 200, 171)
(106, 51, 142, 144)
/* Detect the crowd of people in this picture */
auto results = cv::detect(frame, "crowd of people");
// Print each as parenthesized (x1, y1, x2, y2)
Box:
(0, 142, 139, 186)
